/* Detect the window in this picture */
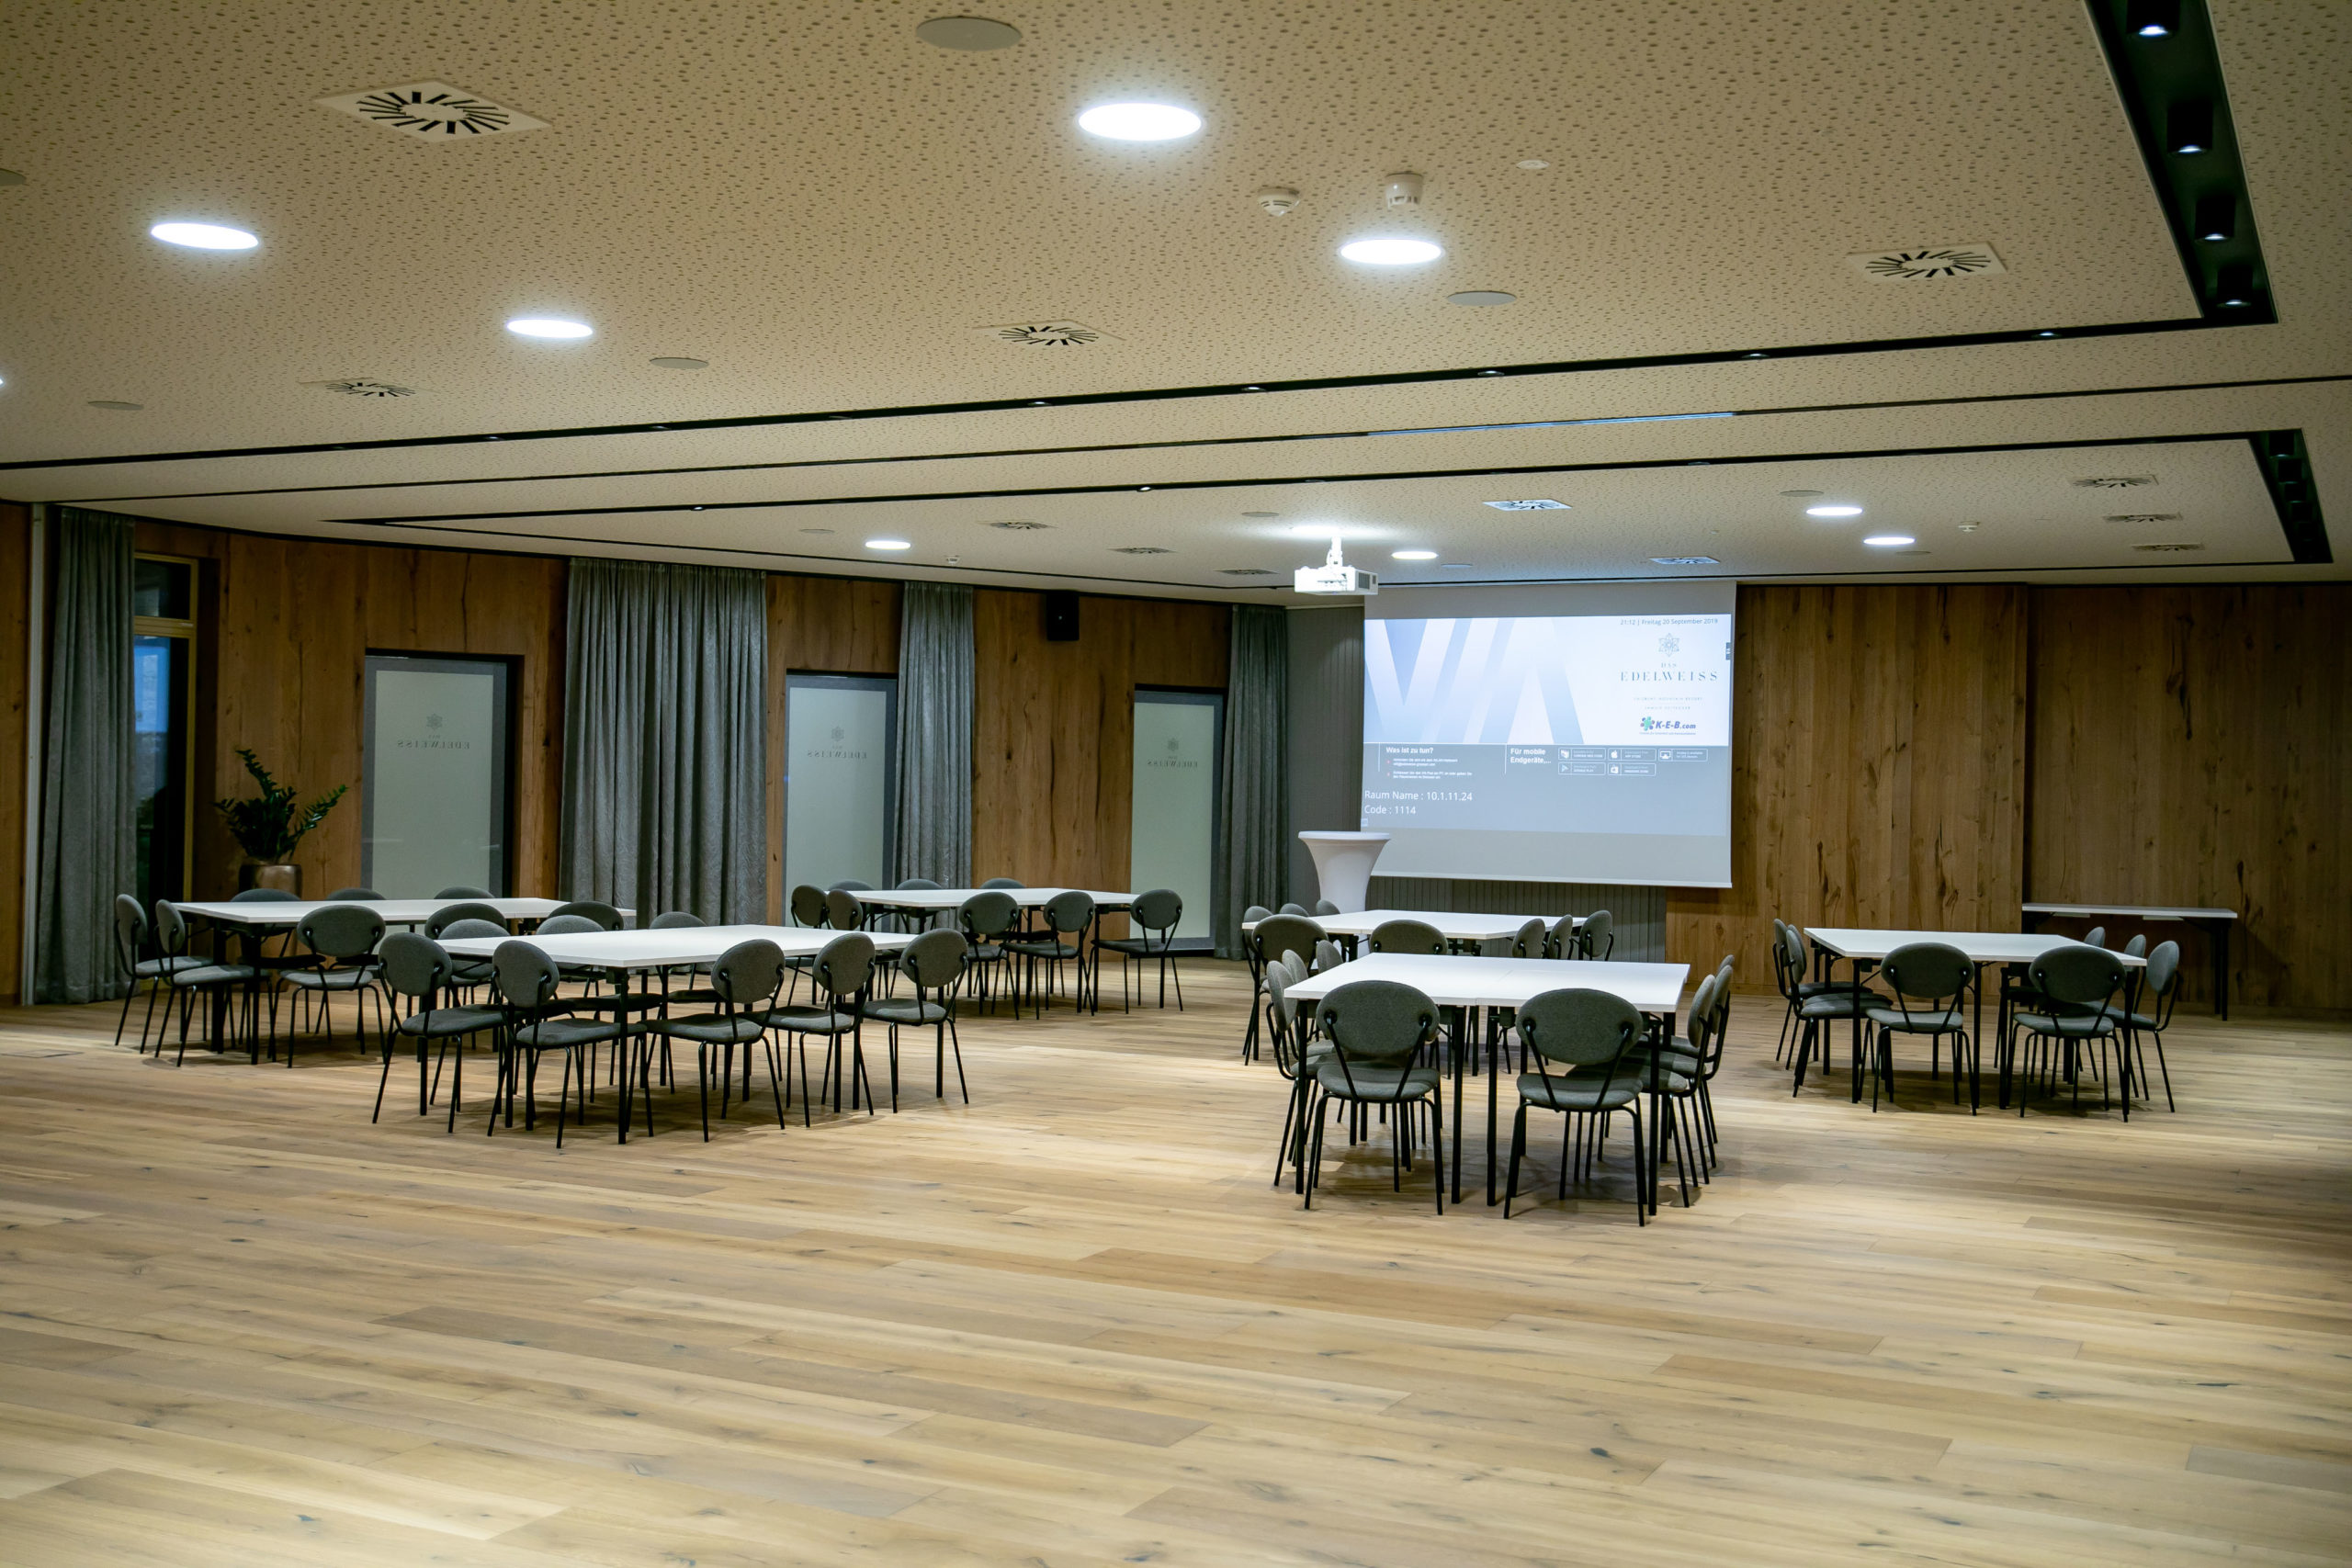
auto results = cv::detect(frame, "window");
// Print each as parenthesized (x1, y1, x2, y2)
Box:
(131, 556, 198, 906)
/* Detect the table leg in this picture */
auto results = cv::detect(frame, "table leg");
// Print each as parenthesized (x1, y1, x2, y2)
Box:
(1849, 961, 1865, 1104)
(1486, 1006, 1502, 1206)
(1448, 1009, 1466, 1206)
(616, 969, 636, 1144)
(2202, 917, 2229, 1019)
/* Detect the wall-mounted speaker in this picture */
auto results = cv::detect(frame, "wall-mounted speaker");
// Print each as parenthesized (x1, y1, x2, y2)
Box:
(1043, 591, 1080, 641)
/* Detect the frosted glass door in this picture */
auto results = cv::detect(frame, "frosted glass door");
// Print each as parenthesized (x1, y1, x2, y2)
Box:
(363, 657, 510, 897)
(1131, 692, 1221, 941)
(784, 674, 896, 896)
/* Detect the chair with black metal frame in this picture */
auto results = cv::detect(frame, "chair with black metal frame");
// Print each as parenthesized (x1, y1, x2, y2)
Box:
(828, 879, 874, 893)
(230, 888, 300, 902)
(1279, 902, 1311, 916)
(1575, 909, 1615, 960)
(1245, 913, 1324, 1062)
(644, 936, 788, 1140)
(1313, 939, 1344, 974)
(1303, 979, 1445, 1213)
(2083, 925, 2108, 949)
(1094, 887, 1186, 1012)
(1611, 971, 1715, 1204)
(435, 918, 509, 1002)
(1785, 924, 1875, 1097)
(762, 931, 877, 1120)
(435, 885, 492, 899)
(1002, 890, 1094, 1015)
(279, 901, 389, 1066)
(150, 900, 264, 1064)
(823, 887, 867, 932)
(323, 886, 381, 901)
(424, 900, 510, 994)
(887, 877, 944, 933)
(225, 885, 308, 976)
(489, 938, 639, 1145)
(1540, 914, 1576, 960)
(2008, 943, 2131, 1119)
(1314, 899, 1340, 917)
(1862, 941, 1978, 1112)
(545, 899, 625, 931)
(981, 876, 1026, 889)
(2122, 932, 2148, 958)
(1504, 987, 1650, 1224)
(863, 928, 971, 1109)
(112, 894, 201, 1053)
(2110, 938, 2181, 1111)
(956, 890, 1020, 1016)
(1368, 919, 1445, 955)
(1238, 904, 1276, 1058)
(373, 932, 506, 1132)
(1262, 953, 1330, 1190)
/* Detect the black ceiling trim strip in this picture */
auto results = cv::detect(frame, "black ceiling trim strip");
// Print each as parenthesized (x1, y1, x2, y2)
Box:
(62, 372, 2352, 506)
(2251, 430, 2329, 564)
(337, 430, 2267, 526)
(2086, 0, 2275, 322)
(0, 315, 2247, 475)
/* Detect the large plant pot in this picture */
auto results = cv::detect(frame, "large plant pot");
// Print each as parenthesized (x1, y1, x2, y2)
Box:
(238, 862, 302, 896)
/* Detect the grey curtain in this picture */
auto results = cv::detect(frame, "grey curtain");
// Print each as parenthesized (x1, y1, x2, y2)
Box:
(1215, 604, 1287, 959)
(35, 507, 136, 1003)
(890, 582, 974, 886)
(560, 559, 767, 924)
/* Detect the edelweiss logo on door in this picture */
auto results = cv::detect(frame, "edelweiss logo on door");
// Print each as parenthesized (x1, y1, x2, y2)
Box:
(399, 711, 470, 750)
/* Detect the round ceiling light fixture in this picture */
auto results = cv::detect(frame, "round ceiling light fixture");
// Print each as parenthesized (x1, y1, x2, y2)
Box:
(1805, 503, 1864, 518)
(1392, 548, 1438, 560)
(88, 399, 144, 411)
(865, 537, 913, 551)
(915, 15, 1022, 50)
(1340, 237, 1443, 265)
(1448, 290, 1516, 306)
(650, 355, 707, 369)
(1077, 102, 1201, 141)
(1862, 534, 1915, 547)
(151, 220, 257, 250)
(1515, 159, 1550, 170)
(506, 316, 594, 340)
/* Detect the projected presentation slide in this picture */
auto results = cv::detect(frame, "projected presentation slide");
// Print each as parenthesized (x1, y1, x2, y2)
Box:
(1361, 600, 1734, 886)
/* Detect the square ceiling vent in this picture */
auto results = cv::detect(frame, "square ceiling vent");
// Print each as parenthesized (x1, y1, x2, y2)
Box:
(317, 83, 548, 141)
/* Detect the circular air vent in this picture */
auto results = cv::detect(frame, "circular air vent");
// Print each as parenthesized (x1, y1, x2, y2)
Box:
(1113, 546, 1172, 555)
(2105, 513, 2180, 524)
(989, 519, 1051, 531)
(2074, 475, 2156, 490)
(2132, 542, 2205, 552)
(311, 378, 416, 398)
(1849, 244, 2006, 281)
(982, 321, 1102, 347)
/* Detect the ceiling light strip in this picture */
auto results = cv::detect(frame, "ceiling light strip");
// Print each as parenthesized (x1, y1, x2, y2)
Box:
(2251, 430, 2329, 565)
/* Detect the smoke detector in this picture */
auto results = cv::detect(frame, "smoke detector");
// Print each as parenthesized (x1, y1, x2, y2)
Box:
(1382, 172, 1425, 208)
(989, 519, 1051, 531)
(1255, 186, 1301, 216)
(1848, 244, 2006, 281)
(2132, 541, 2205, 552)
(2105, 513, 2181, 524)
(2074, 475, 2156, 489)
(972, 321, 1112, 347)
(1113, 546, 1173, 555)
(309, 378, 416, 398)
(317, 83, 548, 141)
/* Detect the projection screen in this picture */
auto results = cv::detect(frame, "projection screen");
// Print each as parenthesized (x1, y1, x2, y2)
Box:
(1362, 581, 1735, 886)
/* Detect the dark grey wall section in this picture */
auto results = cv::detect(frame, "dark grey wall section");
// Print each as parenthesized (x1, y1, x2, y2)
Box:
(1285, 605, 1365, 900)
(1285, 601, 1668, 959)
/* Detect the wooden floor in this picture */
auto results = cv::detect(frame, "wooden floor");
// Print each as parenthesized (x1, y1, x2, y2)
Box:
(1, 965, 2348, 1567)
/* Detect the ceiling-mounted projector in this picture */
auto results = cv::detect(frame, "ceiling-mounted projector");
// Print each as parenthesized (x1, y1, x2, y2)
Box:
(1295, 535, 1379, 595)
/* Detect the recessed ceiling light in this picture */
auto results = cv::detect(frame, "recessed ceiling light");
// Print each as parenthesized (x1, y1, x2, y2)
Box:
(1515, 159, 1549, 170)
(506, 317, 593, 340)
(2128, 0, 2177, 35)
(865, 537, 913, 551)
(1652, 556, 1720, 566)
(1862, 535, 1915, 547)
(1485, 499, 1569, 511)
(1779, 489, 1823, 497)
(1806, 504, 1864, 518)
(2167, 99, 2213, 155)
(2193, 192, 2235, 242)
(650, 355, 707, 369)
(1340, 237, 1443, 265)
(88, 400, 143, 411)
(1077, 103, 1201, 141)
(150, 220, 257, 250)
(1242, 511, 1279, 518)
(800, 527, 835, 535)
(1392, 549, 1438, 560)
(915, 15, 1022, 50)
(1448, 290, 1516, 306)
(1441, 562, 1473, 570)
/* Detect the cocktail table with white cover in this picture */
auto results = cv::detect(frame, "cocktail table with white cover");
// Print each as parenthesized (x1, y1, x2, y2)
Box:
(1804, 929, 2145, 1108)
(1284, 953, 1689, 1208)
(440, 924, 913, 1141)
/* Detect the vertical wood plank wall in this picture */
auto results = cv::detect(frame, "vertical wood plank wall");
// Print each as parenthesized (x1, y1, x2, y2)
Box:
(1667, 585, 2030, 992)
(2028, 586, 2352, 1010)
(0, 502, 29, 1002)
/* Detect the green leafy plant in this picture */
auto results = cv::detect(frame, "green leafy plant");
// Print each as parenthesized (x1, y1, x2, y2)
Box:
(213, 749, 347, 863)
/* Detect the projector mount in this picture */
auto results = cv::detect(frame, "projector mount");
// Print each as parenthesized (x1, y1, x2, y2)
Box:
(1295, 533, 1380, 596)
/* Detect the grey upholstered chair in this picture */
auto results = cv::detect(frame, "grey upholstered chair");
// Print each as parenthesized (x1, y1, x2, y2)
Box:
(435, 885, 492, 899)
(323, 886, 381, 901)
(545, 899, 624, 931)
(956, 891, 1021, 1015)
(281, 901, 389, 1064)
(862, 928, 971, 1108)
(763, 932, 878, 1120)
(1094, 887, 1185, 1011)
(1369, 919, 1445, 955)
(1505, 987, 1647, 1224)
(490, 939, 636, 1145)
(645, 937, 788, 1139)
(1304, 980, 1444, 1213)
(149, 900, 263, 1065)
(1003, 891, 1094, 1015)
(2010, 944, 2128, 1118)
(374, 932, 505, 1132)
(1863, 942, 1977, 1111)
(1576, 909, 1615, 960)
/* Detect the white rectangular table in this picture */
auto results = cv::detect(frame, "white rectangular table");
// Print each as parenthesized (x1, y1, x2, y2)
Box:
(854, 889, 1135, 1011)
(440, 925, 913, 1141)
(1804, 929, 2145, 1108)
(172, 896, 623, 931)
(1251, 909, 1582, 947)
(2022, 902, 2234, 1017)
(1285, 953, 1690, 1208)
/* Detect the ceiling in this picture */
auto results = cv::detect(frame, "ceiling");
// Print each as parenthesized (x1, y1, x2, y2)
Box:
(1, 0, 2346, 595)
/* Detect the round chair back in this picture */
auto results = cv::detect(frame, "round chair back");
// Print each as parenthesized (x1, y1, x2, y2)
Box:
(1511, 918, 1546, 959)
(2122, 932, 2147, 957)
(114, 894, 149, 971)
(2083, 925, 2108, 949)
(153, 900, 192, 956)
(1881, 942, 1972, 1005)
(1313, 979, 1439, 1068)
(2144, 939, 2180, 998)
(2030, 944, 2124, 1010)
(896, 877, 942, 891)
(324, 886, 381, 901)
(710, 939, 787, 1008)
(232, 887, 299, 902)
(1130, 888, 1182, 933)
(1314, 899, 1340, 916)
(438, 919, 507, 943)
(899, 928, 970, 990)
(1369, 919, 1445, 955)
(426, 901, 507, 939)
(812, 932, 877, 1002)
(434, 885, 492, 899)
(299, 902, 386, 963)
(1251, 914, 1324, 971)
(959, 890, 1020, 941)
(1242, 904, 1273, 925)
(1278, 902, 1310, 916)
(537, 914, 602, 936)
(790, 884, 827, 928)
(828, 879, 874, 892)
(1314, 939, 1343, 974)
(1546, 913, 1577, 959)
(491, 939, 560, 1010)
(379, 932, 453, 1002)
(1516, 987, 1644, 1071)
(981, 877, 1025, 889)
(650, 910, 706, 929)
(1578, 909, 1615, 958)
(1043, 890, 1094, 934)
(823, 888, 865, 931)
(547, 899, 624, 931)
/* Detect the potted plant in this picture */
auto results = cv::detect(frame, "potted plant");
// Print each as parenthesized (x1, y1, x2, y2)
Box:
(214, 749, 348, 896)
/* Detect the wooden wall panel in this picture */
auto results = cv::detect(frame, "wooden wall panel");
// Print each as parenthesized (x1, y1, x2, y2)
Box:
(2028, 585, 2352, 1012)
(132, 521, 566, 900)
(1668, 584, 2028, 988)
(971, 591, 1227, 897)
(0, 502, 30, 1002)
(763, 575, 901, 919)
